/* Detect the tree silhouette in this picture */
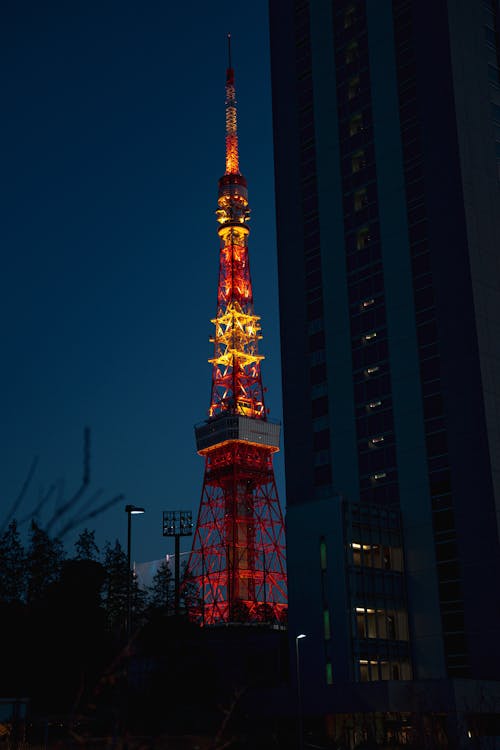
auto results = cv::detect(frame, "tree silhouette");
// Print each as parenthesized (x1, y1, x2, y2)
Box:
(26, 519, 65, 605)
(147, 558, 174, 615)
(102, 540, 128, 635)
(74, 527, 100, 561)
(0, 519, 26, 604)
(180, 559, 201, 617)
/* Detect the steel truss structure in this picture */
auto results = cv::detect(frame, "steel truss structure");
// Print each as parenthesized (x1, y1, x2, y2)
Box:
(184, 39, 287, 625)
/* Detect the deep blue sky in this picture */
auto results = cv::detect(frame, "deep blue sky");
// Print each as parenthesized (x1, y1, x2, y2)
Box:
(1, 1, 284, 565)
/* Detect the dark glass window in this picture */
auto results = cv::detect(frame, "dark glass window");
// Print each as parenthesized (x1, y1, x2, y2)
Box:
(438, 561, 461, 581)
(314, 464, 332, 486)
(310, 363, 327, 385)
(312, 396, 329, 418)
(417, 320, 438, 346)
(435, 541, 458, 562)
(309, 331, 325, 352)
(442, 611, 465, 632)
(433, 509, 455, 534)
(423, 393, 444, 419)
(443, 633, 468, 655)
(426, 431, 448, 457)
(430, 471, 452, 495)
(314, 429, 330, 450)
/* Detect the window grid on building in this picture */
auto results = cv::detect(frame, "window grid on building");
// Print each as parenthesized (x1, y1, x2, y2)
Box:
(344, 502, 412, 683)
(332, 0, 400, 507)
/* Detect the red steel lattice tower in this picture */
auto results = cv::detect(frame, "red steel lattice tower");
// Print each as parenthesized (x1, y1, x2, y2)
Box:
(185, 38, 287, 625)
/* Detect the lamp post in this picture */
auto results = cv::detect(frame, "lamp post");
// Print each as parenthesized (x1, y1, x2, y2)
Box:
(295, 633, 307, 750)
(162, 510, 193, 616)
(125, 504, 145, 640)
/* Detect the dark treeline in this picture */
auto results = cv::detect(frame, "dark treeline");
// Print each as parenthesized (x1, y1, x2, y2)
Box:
(0, 439, 291, 747)
(0, 519, 207, 741)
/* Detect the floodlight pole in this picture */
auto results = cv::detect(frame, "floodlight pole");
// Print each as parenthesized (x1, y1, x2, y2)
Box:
(127, 511, 131, 635)
(125, 504, 145, 640)
(174, 533, 180, 616)
(163, 510, 193, 617)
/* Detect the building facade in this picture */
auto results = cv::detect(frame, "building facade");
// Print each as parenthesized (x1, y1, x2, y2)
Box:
(269, 0, 500, 743)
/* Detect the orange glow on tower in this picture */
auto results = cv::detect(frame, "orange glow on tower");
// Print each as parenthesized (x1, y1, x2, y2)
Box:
(225, 68, 239, 175)
(184, 38, 287, 625)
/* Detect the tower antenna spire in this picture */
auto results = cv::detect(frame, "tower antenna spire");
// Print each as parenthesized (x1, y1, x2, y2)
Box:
(225, 33, 238, 174)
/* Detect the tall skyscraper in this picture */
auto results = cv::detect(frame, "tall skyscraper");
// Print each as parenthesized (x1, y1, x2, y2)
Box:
(269, 0, 500, 743)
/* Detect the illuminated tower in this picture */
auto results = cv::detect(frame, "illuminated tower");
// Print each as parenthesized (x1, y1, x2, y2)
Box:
(185, 37, 287, 625)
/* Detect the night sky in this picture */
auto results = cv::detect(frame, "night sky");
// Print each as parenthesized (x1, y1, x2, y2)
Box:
(1, 1, 284, 566)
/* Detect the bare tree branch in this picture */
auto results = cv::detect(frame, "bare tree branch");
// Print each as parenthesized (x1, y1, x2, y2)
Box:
(46, 428, 91, 533)
(46, 484, 89, 533)
(54, 488, 104, 537)
(1, 456, 39, 534)
(18, 482, 57, 527)
(57, 493, 125, 538)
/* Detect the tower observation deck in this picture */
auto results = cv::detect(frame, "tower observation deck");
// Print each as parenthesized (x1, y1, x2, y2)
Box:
(184, 37, 287, 625)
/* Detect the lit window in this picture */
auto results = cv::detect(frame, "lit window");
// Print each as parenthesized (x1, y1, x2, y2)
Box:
(351, 542, 373, 566)
(352, 150, 365, 173)
(356, 610, 366, 637)
(349, 113, 363, 136)
(346, 41, 359, 63)
(364, 365, 379, 377)
(358, 659, 374, 682)
(351, 543, 361, 566)
(348, 76, 360, 100)
(367, 399, 382, 410)
(356, 227, 370, 249)
(387, 615, 396, 640)
(371, 471, 387, 481)
(369, 435, 384, 448)
(390, 546, 404, 572)
(383, 546, 392, 569)
(360, 298, 374, 310)
(344, 4, 356, 28)
(362, 331, 377, 344)
(354, 188, 368, 211)
(356, 607, 377, 638)
(352, 542, 404, 573)
(358, 658, 391, 682)
(380, 661, 390, 680)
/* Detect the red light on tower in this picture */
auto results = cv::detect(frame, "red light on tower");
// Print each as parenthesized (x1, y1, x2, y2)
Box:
(184, 36, 287, 625)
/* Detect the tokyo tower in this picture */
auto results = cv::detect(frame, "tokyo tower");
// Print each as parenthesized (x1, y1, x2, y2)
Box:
(184, 37, 287, 625)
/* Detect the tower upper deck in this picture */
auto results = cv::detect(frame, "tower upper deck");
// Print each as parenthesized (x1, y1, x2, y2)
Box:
(205, 35, 268, 424)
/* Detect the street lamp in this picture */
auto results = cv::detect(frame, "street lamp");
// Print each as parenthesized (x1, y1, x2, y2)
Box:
(125, 504, 145, 639)
(295, 633, 307, 750)
(162, 510, 193, 616)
